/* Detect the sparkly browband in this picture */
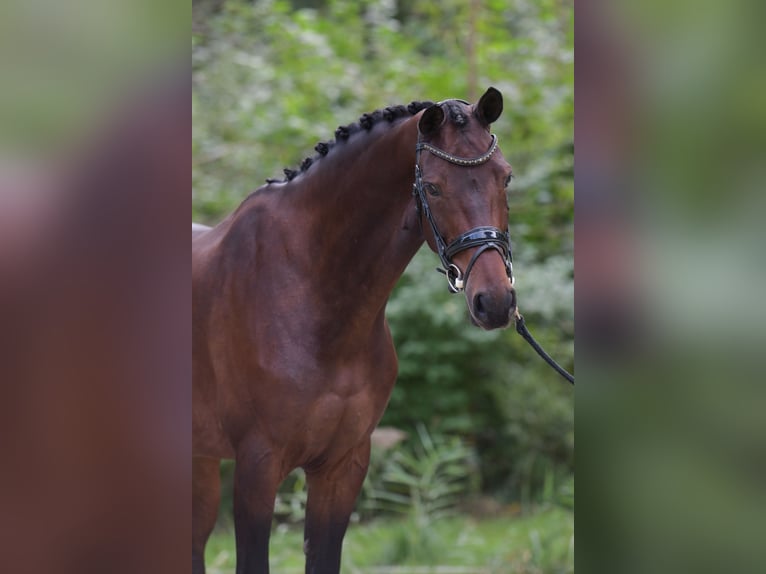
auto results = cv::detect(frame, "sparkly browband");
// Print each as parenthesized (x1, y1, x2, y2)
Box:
(415, 134, 498, 166)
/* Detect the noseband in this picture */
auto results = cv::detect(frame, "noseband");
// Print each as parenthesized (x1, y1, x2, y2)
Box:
(412, 127, 513, 293)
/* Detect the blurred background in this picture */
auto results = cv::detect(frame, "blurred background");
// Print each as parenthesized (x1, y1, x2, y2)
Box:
(193, 0, 574, 571)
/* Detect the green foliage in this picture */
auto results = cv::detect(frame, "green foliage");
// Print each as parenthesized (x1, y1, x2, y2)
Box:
(193, 0, 573, 225)
(361, 424, 478, 563)
(194, 0, 573, 505)
(487, 363, 575, 506)
(273, 468, 308, 524)
(363, 424, 477, 519)
(206, 507, 574, 571)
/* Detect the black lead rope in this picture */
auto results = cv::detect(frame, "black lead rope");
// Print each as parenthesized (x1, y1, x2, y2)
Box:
(514, 311, 574, 385)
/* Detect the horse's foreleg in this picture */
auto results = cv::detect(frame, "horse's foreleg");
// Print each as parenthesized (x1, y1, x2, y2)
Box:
(234, 443, 282, 574)
(303, 440, 371, 574)
(192, 456, 221, 574)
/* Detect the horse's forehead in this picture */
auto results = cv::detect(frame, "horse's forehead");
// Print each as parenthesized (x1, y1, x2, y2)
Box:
(442, 100, 473, 128)
(433, 108, 498, 157)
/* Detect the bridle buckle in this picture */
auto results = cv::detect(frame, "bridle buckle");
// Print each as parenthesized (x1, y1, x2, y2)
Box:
(446, 264, 464, 293)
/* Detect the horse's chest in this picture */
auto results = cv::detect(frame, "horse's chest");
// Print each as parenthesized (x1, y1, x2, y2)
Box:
(293, 369, 395, 464)
(298, 393, 384, 458)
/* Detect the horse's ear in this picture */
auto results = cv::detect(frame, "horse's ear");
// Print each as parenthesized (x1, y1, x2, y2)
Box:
(475, 87, 503, 126)
(418, 104, 445, 137)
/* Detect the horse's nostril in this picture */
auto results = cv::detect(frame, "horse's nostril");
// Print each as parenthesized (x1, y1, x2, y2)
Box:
(474, 293, 486, 316)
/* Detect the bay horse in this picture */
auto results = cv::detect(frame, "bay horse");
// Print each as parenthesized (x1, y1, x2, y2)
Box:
(192, 87, 516, 574)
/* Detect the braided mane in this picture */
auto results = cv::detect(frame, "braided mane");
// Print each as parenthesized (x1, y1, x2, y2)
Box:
(266, 100, 435, 184)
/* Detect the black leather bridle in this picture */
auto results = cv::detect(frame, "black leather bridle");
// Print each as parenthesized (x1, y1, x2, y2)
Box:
(412, 122, 513, 294)
(411, 106, 574, 385)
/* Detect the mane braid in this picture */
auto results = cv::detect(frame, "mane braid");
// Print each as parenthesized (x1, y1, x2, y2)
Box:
(315, 141, 332, 156)
(266, 99, 435, 184)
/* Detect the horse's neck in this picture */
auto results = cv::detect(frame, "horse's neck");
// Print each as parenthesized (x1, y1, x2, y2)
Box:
(216, 115, 423, 343)
(297, 116, 423, 307)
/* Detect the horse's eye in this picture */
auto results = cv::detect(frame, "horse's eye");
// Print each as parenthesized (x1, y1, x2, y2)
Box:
(425, 183, 441, 197)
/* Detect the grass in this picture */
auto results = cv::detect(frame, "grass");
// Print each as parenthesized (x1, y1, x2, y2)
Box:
(204, 506, 573, 573)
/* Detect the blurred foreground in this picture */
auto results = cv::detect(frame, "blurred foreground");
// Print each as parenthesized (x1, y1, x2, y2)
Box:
(577, 0, 766, 572)
(0, 1, 188, 573)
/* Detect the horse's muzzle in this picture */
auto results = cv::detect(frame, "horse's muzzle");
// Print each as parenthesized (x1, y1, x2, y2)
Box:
(470, 287, 516, 330)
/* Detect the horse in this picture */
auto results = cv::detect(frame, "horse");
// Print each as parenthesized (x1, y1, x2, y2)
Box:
(192, 87, 516, 574)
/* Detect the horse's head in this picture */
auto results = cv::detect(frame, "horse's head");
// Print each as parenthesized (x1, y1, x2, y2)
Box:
(414, 87, 516, 330)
